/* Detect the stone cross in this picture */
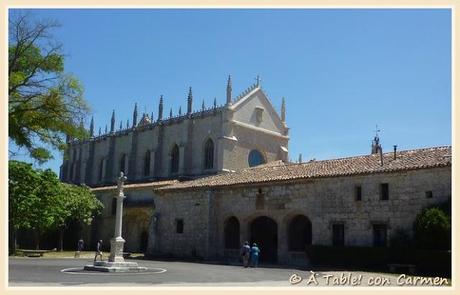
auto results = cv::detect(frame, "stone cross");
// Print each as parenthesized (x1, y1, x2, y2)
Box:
(255, 75, 261, 86)
(109, 171, 128, 262)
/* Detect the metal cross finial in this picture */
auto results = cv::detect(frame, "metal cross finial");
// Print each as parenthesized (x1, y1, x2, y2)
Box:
(374, 124, 381, 137)
(255, 75, 261, 86)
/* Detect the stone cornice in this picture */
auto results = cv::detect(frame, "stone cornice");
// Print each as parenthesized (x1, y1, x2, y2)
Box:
(230, 120, 289, 139)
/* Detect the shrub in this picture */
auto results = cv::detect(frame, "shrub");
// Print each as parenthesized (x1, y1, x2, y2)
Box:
(414, 207, 450, 250)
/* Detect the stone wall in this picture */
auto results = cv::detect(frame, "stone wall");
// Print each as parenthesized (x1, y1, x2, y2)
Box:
(150, 166, 451, 265)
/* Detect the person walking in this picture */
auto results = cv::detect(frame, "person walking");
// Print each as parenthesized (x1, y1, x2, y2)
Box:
(250, 243, 261, 268)
(94, 239, 103, 262)
(75, 238, 84, 258)
(241, 241, 251, 268)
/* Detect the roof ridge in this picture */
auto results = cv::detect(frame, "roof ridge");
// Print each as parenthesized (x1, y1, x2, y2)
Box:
(293, 145, 452, 166)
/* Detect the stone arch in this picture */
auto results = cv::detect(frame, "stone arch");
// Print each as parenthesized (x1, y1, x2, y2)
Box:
(170, 144, 179, 174)
(287, 215, 312, 251)
(203, 138, 214, 170)
(224, 216, 240, 249)
(250, 215, 278, 262)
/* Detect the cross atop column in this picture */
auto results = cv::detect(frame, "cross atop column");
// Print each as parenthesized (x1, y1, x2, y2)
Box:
(117, 171, 127, 197)
(374, 124, 381, 137)
(255, 75, 261, 86)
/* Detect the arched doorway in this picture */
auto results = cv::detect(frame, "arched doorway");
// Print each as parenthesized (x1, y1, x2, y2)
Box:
(250, 216, 278, 262)
(288, 215, 312, 251)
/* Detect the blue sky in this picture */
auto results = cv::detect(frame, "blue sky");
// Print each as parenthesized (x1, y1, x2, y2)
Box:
(9, 9, 451, 174)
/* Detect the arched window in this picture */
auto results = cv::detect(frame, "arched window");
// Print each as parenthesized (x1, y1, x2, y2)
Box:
(170, 144, 179, 174)
(99, 158, 105, 182)
(69, 163, 74, 181)
(144, 150, 151, 176)
(288, 215, 312, 251)
(204, 138, 214, 170)
(224, 216, 240, 249)
(119, 154, 126, 174)
(248, 150, 266, 167)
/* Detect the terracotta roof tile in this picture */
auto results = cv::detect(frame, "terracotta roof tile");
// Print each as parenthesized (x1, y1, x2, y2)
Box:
(91, 180, 178, 192)
(157, 146, 451, 191)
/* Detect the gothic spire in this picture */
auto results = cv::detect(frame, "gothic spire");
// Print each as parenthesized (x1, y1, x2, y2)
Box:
(226, 75, 232, 105)
(133, 103, 138, 127)
(158, 95, 164, 120)
(98, 127, 101, 136)
(281, 97, 286, 123)
(119, 120, 122, 130)
(89, 116, 94, 137)
(213, 97, 217, 108)
(298, 153, 302, 163)
(202, 99, 205, 111)
(105, 124, 108, 134)
(126, 119, 129, 129)
(169, 107, 173, 118)
(187, 87, 193, 115)
(179, 106, 182, 115)
(110, 110, 115, 133)
(151, 112, 154, 122)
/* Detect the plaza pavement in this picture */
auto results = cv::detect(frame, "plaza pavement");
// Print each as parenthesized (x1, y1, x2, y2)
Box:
(8, 257, 449, 287)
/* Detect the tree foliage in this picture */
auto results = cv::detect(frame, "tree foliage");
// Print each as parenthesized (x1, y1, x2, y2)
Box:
(9, 160, 103, 250)
(414, 207, 451, 250)
(9, 12, 89, 163)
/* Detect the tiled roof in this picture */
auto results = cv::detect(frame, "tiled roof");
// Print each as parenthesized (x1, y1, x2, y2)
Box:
(157, 146, 451, 191)
(91, 180, 178, 192)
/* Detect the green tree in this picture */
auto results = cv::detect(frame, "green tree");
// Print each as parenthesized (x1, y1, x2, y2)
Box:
(9, 160, 103, 251)
(53, 183, 103, 251)
(414, 207, 451, 250)
(8, 160, 41, 253)
(9, 12, 89, 163)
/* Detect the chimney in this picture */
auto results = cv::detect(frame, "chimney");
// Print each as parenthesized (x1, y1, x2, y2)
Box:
(393, 145, 397, 160)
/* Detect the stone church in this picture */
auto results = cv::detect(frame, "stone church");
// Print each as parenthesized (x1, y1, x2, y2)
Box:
(61, 76, 451, 265)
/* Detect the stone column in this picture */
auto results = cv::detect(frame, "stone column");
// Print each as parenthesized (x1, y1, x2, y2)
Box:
(109, 172, 127, 263)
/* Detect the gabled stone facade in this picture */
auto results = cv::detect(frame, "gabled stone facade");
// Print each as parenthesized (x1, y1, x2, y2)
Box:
(60, 78, 289, 186)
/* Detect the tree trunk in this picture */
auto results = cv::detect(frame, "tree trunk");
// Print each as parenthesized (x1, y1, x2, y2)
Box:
(35, 231, 40, 250)
(59, 229, 64, 252)
(10, 229, 17, 255)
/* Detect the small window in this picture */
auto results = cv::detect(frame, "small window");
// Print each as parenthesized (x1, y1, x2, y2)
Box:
(255, 107, 264, 123)
(111, 197, 117, 216)
(99, 159, 105, 182)
(425, 191, 433, 199)
(373, 224, 387, 247)
(144, 150, 151, 176)
(332, 224, 345, 246)
(380, 183, 389, 200)
(171, 144, 179, 174)
(355, 185, 362, 201)
(176, 219, 184, 234)
(248, 150, 266, 167)
(119, 154, 126, 174)
(204, 139, 214, 170)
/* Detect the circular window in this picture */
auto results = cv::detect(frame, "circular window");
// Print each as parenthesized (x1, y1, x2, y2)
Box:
(248, 150, 266, 167)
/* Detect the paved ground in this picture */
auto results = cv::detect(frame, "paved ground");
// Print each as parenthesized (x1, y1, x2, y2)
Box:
(8, 257, 450, 287)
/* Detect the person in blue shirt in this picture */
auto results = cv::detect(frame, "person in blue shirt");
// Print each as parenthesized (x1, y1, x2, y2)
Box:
(250, 243, 260, 268)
